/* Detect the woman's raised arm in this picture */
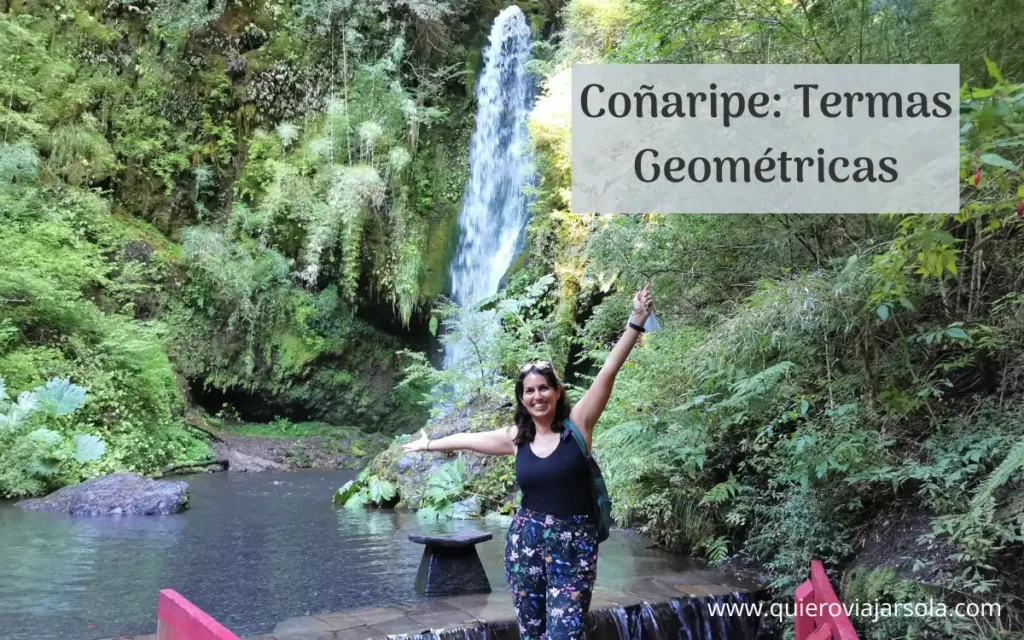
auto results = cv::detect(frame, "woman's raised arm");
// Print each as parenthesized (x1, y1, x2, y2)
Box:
(402, 426, 517, 457)
(570, 284, 653, 434)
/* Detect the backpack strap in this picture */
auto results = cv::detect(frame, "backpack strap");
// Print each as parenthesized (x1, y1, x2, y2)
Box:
(563, 418, 590, 457)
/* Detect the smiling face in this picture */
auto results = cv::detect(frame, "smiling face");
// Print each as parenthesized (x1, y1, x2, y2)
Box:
(520, 371, 561, 423)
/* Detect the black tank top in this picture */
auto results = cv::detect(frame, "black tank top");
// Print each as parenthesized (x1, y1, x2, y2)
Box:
(515, 424, 595, 518)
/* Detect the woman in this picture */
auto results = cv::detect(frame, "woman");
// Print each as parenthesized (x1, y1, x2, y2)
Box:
(402, 284, 655, 640)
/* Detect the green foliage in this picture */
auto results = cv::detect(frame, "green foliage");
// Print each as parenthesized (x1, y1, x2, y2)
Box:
(465, 456, 519, 515)
(0, 182, 212, 494)
(418, 458, 467, 521)
(842, 567, 933, 639)
(509, 3, 1024, 620)
(396, 274, 560, 412)
(335, 468, 399, 508)
(0, 376, 107, 497)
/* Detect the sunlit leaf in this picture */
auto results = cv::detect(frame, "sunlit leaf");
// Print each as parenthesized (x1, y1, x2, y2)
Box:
(334, 480, 360, 505)
(34, 378, 87, 416)
(0, 391, 38, 431)
(344, 493, 367, 509)
(946, 327, 969, 340)
(73, 434, 106, 463)
(979, 153, 1017, 170)
(984, 56, 1004, 84)
(28, 428, 63, 447)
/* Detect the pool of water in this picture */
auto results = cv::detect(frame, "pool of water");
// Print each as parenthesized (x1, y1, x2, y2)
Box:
(0, 470, 695, 640)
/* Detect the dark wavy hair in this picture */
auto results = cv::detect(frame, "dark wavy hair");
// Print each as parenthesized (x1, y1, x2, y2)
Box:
(513, 363, 570, 446)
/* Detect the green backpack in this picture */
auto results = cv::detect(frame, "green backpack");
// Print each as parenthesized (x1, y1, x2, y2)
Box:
(564, 419, 612, 544)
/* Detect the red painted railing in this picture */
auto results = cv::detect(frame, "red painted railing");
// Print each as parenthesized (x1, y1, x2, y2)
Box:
(157, 589, 240, 640)
(794, 560, 859, 640)
(155, 560, 852, 640)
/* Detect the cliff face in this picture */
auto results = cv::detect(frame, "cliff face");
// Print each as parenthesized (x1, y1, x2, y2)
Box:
(0, 1, 560, 497)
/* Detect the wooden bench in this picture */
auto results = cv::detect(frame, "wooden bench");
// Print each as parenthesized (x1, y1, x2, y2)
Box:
(409, 531, 493, 597)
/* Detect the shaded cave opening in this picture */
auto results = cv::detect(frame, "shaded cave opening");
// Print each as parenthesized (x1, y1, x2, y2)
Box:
(188, 380, 315, 424)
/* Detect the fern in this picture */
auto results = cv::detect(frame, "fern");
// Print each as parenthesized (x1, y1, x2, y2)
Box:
(703, 535, 730, 562)
(700, 473, 746, 506)
(0, 142, 40, 183)
(962, 436, 1024, 527)
(326, 165, 384, 298)
(715, 361, 795, 410)
(394, 231, 424, 326)
(275, 122, 300, 148)
(47, 122, 114, 185)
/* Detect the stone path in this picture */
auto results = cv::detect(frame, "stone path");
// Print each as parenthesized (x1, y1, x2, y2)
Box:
(106, 572, 764, 640)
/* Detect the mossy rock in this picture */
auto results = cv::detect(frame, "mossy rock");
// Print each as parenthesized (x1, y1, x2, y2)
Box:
(368, 395, 514, 510)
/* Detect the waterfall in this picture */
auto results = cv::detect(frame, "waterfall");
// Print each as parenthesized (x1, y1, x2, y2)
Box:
(443, 5, 536, 371)
(398, 593, 768, 640)
(584, 594, 767, 640)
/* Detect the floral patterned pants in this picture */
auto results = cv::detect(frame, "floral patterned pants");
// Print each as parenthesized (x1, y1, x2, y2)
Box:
(504, 508, 599, 640)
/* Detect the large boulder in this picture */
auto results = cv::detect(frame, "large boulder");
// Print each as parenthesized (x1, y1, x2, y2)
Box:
(368, 395, 517, 511)
(18, 472, 190, 516)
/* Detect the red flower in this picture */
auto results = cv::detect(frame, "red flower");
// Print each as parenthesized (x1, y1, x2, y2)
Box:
(974, 168, 981, 186)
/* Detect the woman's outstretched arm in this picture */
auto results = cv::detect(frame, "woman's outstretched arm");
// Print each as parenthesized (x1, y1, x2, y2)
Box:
(570, 284, 653, 435)
(402, 426, 517, 456)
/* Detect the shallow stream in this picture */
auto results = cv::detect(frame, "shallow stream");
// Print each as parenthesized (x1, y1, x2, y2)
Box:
(0, 470, 696, 640)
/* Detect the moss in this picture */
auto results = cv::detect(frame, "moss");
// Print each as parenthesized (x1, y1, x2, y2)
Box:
(412, 117, 473, 301)
(465, 47, 483, 94)
(216, 419, 351, 439)
(109, 212, 185, 263)
(420, 205, 459, 299)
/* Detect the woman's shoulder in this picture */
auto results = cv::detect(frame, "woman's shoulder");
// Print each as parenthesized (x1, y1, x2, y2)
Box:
(500, 423, 521, 446)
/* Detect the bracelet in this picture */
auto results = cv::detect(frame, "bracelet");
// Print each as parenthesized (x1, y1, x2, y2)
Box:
(628, 321, 645, 333)
(426, 439, 431, 451)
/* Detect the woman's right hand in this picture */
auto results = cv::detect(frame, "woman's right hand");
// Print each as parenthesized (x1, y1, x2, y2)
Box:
(403, 429, 430, 453)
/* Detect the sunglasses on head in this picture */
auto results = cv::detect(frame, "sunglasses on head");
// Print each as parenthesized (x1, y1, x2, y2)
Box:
(519, 360, 553, 373)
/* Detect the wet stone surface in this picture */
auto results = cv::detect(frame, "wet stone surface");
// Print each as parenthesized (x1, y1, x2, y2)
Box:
(239, 572, 768, 640)
(18, 473, 190, 516)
